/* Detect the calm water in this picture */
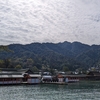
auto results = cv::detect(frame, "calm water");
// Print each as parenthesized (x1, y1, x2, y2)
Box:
(0, 81, 100, 100)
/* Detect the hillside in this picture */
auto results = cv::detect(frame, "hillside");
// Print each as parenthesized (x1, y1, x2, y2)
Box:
(0, 41, 100, 71)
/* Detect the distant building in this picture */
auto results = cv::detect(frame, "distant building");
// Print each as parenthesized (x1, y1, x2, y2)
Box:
(0, 69, 23, 85)
(41, 75, 52, 82)
(0, 68, 41, 85)
(87, 71, 100, 80)
(27, 74, 41, 84)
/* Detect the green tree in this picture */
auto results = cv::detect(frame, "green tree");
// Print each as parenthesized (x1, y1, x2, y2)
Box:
(31, 66, 39, 72)
(0, 46, 13, 52)
(62, 66, 69, 72)
(0, 60, 4, 68)
(4, 59, 10, 68)
(26, 58, 34, 68)
(15, 64, 22, 69)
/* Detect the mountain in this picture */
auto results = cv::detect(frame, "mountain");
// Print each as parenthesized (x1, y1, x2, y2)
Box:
(0, 41, 100, 71)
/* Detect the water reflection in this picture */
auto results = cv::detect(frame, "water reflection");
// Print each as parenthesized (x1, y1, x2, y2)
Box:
(0, 81, 100, 100)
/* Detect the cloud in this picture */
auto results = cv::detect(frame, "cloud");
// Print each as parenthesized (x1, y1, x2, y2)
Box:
(0, 0, 100, 45)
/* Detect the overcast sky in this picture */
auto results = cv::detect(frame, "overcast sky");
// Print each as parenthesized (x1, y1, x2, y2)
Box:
(0, 0, 100, 45)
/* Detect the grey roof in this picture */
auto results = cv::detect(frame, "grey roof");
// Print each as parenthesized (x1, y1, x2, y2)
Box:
(0, 75, 23, 78)
(29, 74, 41, 78)
(0, 72, 23, 75)
(0, 68, 33, 74)
(17, 68, 29, 73)
(42, 75, 52, 79)
(0, 68, 17, 71)
(60, 74, 90, 77)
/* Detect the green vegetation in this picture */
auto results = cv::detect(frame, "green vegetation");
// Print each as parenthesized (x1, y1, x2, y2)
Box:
(15, 64, 22, 69)
(0, 46, 13, 52)
(0, 42, 100, 72)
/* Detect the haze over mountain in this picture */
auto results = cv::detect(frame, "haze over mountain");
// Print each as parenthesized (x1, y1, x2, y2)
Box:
(0, 0, 100, 45)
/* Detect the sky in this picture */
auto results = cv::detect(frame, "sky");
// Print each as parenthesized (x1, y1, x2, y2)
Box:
(0, 0, 100, 45)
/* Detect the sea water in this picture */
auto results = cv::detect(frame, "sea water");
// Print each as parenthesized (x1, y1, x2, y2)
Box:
(0, 81, 100, 100)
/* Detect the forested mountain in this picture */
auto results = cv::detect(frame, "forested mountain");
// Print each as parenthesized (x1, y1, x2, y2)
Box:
(0, 41, 100, 71)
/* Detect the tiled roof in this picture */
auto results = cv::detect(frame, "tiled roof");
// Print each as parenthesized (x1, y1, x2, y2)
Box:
(29, 74, 41, 78)
(0, 74, 23, 78)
